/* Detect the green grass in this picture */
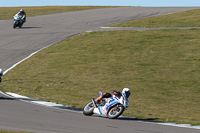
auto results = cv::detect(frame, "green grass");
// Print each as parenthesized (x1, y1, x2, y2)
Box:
(1, 29, 200, 125)
(0, 6, 118, 20)
(111, 8, 200, 27)
(0, 130, 28, 133)
(1, 7, 200, 126)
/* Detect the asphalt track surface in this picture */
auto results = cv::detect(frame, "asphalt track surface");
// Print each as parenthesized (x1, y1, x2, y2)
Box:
(0, 7, 200, 133)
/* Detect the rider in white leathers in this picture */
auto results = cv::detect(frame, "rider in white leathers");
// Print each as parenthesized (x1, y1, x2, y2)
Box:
(15, 9, 26, 23)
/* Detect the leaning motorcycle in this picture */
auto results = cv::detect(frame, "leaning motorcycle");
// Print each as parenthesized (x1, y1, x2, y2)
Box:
(0, 69, 3, 83)
(13, 14, 24, 29)
(83, 91, 129, 119)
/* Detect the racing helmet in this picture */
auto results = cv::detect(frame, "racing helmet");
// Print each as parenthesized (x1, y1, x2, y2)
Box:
(122, 88, 131, 98)
(20, 9, 24, 13)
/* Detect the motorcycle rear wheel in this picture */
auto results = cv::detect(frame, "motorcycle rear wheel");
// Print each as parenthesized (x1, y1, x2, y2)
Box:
(83, 102, 94, 116)
(107, 104, 124, 119)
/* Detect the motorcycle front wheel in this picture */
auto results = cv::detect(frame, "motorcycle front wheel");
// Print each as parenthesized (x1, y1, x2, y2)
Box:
(19, 22, 23, 28)
(83, 102, 94, 116)
(107, 104, 125, 119)
(13, 23, 16, 29)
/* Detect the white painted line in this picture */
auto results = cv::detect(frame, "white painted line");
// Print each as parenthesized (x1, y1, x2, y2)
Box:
(101, 27, 116, 28)
(5, 92, 82, 113)
(120, 116, 200, 130)
(6, 92, 64, 107)
(4, 43, 53, 75)
(3, 33, 79, 75)
(158, 123, 200, 129)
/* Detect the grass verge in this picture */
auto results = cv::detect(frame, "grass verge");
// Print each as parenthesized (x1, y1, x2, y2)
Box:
(0, 6, 118, 20)
(1, 29, 200, 125)
(111, 8, 200, 27)
(0, 130, 28, 133)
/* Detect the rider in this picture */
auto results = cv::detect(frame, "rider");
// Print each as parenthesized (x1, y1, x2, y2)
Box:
(0, 69, 3, 83)
(95, 88, 131, 103)
(15, 9, 26, 22)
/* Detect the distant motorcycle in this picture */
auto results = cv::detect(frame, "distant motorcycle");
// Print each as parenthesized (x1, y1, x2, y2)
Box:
(0, 69, 3, 83)
(13, 14, 24, 29)
(83, 91, 129, 119)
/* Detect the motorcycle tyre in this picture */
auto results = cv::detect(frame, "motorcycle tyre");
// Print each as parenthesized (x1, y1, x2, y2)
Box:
(19, 23, 23, 28)
(83, 102, 94, 116)
(107, 104, 124, 119)
(13, 23, 16, 29)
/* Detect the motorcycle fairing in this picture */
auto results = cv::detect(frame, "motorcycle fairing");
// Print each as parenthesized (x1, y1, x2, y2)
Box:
(122, 93, 129, 108)
(94, 96, 120, 115)
(98, 106, 107, 115)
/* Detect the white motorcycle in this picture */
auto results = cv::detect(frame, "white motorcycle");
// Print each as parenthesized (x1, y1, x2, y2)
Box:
(13, 14, 24, 29)
(83, 91, 129, 119)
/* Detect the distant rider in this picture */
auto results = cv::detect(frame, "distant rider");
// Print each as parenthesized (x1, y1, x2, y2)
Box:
(15, 9, 26, 23)
(95, 88, 131, 104)
(0, 69, 3, 83)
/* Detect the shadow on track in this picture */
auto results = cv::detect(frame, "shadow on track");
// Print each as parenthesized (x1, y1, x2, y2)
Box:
(0, 93, 165, 124)
(21, 27, 42, 29)
(0, 97, 15, 100)
(48, 105, 162, 124)
(118, 116, 162, 123)
(53, 105, 83, 112)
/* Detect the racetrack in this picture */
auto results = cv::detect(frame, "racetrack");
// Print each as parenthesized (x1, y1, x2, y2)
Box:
(0, 7, 199, 133)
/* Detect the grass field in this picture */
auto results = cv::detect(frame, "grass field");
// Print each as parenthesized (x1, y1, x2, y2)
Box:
(0, 130, 28, 133)
(1, 8, 200, 125)
(111, 8, 200, 27)
(0, 6, 117, 20)
(2, 29, 200, 125)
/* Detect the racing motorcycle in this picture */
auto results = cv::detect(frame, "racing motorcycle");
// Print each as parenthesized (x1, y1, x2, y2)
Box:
(13, 14, 24, 29)
(83, 91, 129, 119)
(0, 69, 3, 83)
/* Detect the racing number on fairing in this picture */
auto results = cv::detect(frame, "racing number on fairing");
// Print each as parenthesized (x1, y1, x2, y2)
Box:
(106, 97, 119, 110)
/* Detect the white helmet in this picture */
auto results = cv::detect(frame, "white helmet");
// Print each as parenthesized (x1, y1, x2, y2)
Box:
(122, 88, 131, 98)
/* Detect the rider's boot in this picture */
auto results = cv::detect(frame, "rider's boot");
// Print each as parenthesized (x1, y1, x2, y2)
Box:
(92, 98, 97, 108)
(95, 96, 103, 104)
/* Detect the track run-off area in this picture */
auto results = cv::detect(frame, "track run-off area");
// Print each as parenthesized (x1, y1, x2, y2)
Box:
(0, 7, 200, 133)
